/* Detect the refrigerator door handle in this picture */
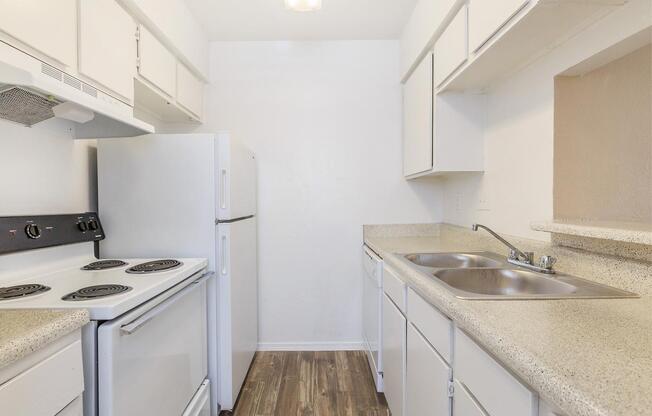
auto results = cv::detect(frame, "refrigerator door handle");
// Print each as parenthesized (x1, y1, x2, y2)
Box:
(221, 235, 228, 275)
(220, 169, 228, 210)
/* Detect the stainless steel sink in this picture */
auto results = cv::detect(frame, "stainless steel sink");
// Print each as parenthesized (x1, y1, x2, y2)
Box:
(396, 252, 638, 300)
(404, 252, 503, 269)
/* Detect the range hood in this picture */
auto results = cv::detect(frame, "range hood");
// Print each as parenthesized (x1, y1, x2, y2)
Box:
(0, 41, 154, 139)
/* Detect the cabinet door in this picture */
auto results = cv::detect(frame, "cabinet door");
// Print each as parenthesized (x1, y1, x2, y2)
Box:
(433, 5, 468, 87)
(468, 0, 529, 52)
(453, 380, 488, 416)
(406, 324, 451, 416)
(0, 0, 77, 67)
(403, 53, 433, 177)
(382, 294, 406, 416)
(177, 62, 203, 118)
(79, 0, 136, 102)
(138, 25, 177, 98)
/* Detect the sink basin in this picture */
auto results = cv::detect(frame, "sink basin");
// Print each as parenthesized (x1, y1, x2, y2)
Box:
(434, 268, 577, 297)
(405, 253, 503, 269)
(431, 268, 638, 300)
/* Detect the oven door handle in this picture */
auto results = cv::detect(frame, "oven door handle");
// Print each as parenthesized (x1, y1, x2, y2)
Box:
(120, 273, 213, 335)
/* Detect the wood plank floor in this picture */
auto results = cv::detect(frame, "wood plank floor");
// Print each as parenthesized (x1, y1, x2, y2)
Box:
(231, 351, 390, 416)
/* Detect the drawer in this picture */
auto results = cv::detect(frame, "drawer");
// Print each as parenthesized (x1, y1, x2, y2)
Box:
(383, 265, 407, 314)
(454, 380, 488, 416)
(0, 339, 84, 416)
(468, 0, 529, 52)
(433, 5, 468, 87)
(455, 328, 537, 416)
(407, 288, 453, 363)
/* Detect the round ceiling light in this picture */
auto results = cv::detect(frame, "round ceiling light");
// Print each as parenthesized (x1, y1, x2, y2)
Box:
(284, 0, 322, 12)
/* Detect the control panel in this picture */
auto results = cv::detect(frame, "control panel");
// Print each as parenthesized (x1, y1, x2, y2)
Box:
(0, 213, 105, 255)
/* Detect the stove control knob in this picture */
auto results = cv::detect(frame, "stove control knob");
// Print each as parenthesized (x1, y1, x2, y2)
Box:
(25, 224, 41, 239)
(87, 219, 99, 231)
(77, 221, 88, 232)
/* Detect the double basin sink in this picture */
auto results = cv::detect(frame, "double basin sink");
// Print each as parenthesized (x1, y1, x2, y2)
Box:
(399, 252, 638, 300)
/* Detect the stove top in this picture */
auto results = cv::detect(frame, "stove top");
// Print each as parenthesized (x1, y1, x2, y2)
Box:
(126, 259, 182, 274)
(0, 257, 208, 320)
(81, 260, 128, 271)
(0, 284, 51, 300)
(62, 284, 132, 301)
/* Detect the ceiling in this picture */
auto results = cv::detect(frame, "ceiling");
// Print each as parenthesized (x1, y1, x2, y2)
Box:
(184, 0, 417, 41)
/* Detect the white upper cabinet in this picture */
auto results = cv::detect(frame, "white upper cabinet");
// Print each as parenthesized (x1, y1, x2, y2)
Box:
(119, 0, 209, 80)
(137, 25, 177, 98)
(433, 5, 468, 88)
(79, 0, 137, 103)
(403, 53, 433, 177)
(176, 62, 203, 119)
(400, 0, 459, 81)
(468, 0, 529, 53)
(0, 0, 77, 68)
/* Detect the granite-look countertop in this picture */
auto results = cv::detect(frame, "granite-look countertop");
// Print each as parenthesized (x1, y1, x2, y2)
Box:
(0, 309, 89, 369)
(365, 233, 652, 416)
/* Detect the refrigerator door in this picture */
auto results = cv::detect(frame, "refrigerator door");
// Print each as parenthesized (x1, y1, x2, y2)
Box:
(215, 217, 258, 411)
(216, 132, 257, 221)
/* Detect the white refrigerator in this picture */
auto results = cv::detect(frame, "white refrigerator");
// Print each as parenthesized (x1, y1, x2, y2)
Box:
(97, 133, 258, 414)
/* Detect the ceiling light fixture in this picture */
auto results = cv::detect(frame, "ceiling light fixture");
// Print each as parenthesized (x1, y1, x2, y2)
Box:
(284, 0, 322, 12)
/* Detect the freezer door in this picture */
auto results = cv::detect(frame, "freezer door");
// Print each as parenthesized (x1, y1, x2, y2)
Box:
(216, 132, 257, 220)
(216, 217, 258, 410)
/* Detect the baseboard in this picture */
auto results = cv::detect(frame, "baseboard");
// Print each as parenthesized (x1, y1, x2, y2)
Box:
(257, 341, 366, 351)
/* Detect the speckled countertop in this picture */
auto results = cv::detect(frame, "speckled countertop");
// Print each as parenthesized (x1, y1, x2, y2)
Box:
(364, 225, 652, 416)
(0, 309, 89, 369)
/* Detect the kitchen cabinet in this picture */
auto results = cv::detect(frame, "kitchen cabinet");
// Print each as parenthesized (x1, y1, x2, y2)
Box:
(433, 5, 468, 87)
(406, 324, 452, 416)
(0, 330, 84, 416)
(468, 0, 529, 53)
(403, 53, 433, 176)
(400, 0, 460, 81)
(407, 288, 452, 363)
(79, 0, 137, 103)
(454, 328, 538, 416)
(137, 25, 177, 98)
(0, 0, 77, 68)
(382, 293, 406, 416)
(177, 62, 204, 118)
(453, 380, 488, 416)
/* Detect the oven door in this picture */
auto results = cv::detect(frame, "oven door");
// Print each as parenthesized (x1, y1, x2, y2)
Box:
(97, 272, 211, 416)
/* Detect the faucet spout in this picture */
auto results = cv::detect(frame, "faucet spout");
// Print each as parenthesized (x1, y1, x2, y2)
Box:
(471, 223, 530, 262)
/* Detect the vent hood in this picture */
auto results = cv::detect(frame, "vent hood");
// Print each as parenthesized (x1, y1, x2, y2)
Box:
(0, 41, 154, 138)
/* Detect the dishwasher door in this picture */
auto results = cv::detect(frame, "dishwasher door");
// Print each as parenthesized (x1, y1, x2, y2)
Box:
(362, 245, 383, 392)
(97, 273, 210, 416)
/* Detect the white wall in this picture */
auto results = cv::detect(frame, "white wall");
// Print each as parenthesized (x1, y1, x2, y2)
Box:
(196, 41, 443, 348)
(442, 0, 651, 241)
(0, 118, 97, 216)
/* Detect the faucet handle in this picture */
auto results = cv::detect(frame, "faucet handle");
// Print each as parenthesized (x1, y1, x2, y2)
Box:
(539, 255, 557, 270)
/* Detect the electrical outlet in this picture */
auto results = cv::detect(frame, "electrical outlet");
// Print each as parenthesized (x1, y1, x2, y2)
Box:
(478, 197, 491, 211)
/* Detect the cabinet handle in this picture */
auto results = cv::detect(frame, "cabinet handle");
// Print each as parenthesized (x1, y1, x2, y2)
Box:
(221, 235, 227, 275)
(220, 169, 227, 210)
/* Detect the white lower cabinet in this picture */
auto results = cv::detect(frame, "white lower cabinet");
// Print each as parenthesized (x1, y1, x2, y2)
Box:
(406, 323, 452, 416)
(382, 293, 406, 416)
(453, 380, 488, 416)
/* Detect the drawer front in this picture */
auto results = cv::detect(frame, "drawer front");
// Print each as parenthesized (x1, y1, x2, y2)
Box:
(407, 288, 453, 363)
(406, 324, 451, 416)
(468, 0, 529, 52)
(383, 266, 407, 314)
(454, 380, 488, 416)
(433, 5, 468, 87)
(454, 328, 537, 416)
(0, 339, 84, 416)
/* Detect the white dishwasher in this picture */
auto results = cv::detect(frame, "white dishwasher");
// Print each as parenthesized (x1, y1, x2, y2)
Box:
(362, 245, 383, 392)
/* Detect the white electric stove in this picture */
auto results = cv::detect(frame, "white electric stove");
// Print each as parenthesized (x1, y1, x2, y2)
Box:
(0, 213, 213, 416)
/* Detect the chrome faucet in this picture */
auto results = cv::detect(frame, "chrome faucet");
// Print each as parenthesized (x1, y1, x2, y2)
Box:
(471, 224, 557, 274)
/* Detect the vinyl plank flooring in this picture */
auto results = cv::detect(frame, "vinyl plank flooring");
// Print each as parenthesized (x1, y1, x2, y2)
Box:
(233, 351, 390, 416)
